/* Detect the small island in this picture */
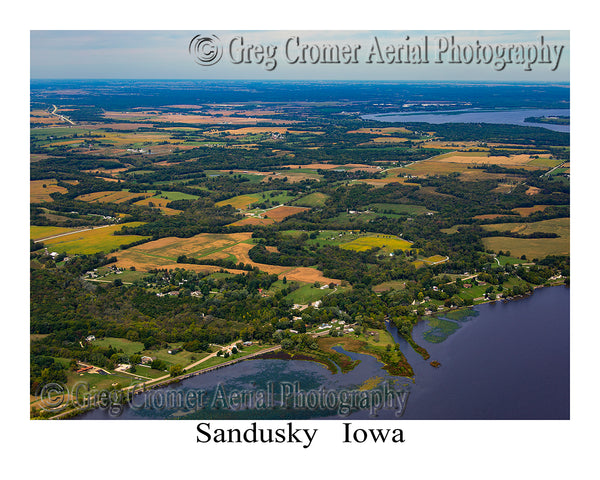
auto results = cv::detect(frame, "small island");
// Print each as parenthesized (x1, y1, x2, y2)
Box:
(524, 115, 570, 125)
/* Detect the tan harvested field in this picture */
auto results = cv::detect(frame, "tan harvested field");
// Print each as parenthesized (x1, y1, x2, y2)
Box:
(262, 171, 321, 183)
(219, 127, 297, 135)
(104, 111, 292, 125)
(95, 176, 120, 182)
(83, 167, 130, 176)
(30, 154, 53, 162)
(460, 170, 526, 182)
(263, 206, 310, 221)
(76, 190, 152, 204)
(482, 237, 569, 259)
(420, 141, 484, 149)
(434, 152, 539, 166)
(357, 177, 420, 187)
(473, 213, 516, 220)
(369, 137, 410, 144)
(133, 197, 182, 215)
(481, 217, 569, 259)
(228, 217, 274, 227)
(30, 179, 68, 202)
(526, 186, 542, 196)
(219, 242, 340, 284)
(114, 232, 339, 284)
(512, 205, 552, 216)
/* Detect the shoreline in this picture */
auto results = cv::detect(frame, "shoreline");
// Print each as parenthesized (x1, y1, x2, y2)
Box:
(40, 283, 567, 420)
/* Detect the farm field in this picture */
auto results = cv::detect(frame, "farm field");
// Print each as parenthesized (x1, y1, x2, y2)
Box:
(227, 217, 274, 227)
(293, 192, 330, 207)
(512, 205, 553, 216)
(30, 179, 68, 203)
(30, 225, 82, 241)
(263, 205, 310, 221)
(113, 231, 341, 284)
(340, 234, 412, 252)
(76, 190, 152, 204)
(482, 217, 570, 258)
(42, 222, 149, 255)
(216, 194, 261, 209)
(482, 217, 570, 237)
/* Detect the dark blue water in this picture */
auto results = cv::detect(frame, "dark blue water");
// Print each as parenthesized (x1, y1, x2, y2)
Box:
(74, 286, 569, 420)
(362, 108, 570, 132)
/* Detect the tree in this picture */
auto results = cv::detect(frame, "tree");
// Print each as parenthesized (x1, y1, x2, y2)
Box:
(169, 364, 183, 377)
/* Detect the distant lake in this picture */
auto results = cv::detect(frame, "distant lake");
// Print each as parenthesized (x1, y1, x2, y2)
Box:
(362, 108, 570, 132)
(74, 286, 569, 420)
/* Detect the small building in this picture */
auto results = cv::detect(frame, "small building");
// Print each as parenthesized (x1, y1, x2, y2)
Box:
(86, 335, 96, 342)
(167, 347, 182, 355)
(141, 356, 154, 365)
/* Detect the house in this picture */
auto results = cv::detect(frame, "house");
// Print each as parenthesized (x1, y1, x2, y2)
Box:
(85, 335, 96, 342)
(168, 347, 182, 355)
(464, 284, 472, 289)
(243, 341, 253, 346)
(141, 356, 154, 365)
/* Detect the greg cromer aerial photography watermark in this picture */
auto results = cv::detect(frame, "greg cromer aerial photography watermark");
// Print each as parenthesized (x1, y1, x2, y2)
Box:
(189, 34, 565, 72)
(38, 380, 410, 418)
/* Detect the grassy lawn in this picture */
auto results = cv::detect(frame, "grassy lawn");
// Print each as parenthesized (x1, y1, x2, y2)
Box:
(144, 346, 211, 368)
(184, 344, 271, 373)
(285, 283, 340, 304)
(94, 269, 148, 284)
(93, 337, 145, 356)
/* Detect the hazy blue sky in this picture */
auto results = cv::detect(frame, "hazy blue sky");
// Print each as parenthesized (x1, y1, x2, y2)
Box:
(30, 30, 569, 81)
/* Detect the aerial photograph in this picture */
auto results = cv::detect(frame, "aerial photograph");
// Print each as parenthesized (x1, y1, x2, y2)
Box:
(29, 30, 570, 421)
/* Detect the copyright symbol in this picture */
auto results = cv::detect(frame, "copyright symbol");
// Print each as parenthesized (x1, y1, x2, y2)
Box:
(189, 34, 222, 66)
(40, 382, 69, 412)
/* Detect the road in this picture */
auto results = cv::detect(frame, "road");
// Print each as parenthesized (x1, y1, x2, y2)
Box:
(50, 104, 75, 125)
(541, 160, 567, 177)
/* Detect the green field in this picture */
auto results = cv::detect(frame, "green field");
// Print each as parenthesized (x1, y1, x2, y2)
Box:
(42, 222, 149, 255)
(147, 190, 199, 201)
(369, 203, 435, 215)
(293, 192, 330, 207)
(94, 337, 145, 356)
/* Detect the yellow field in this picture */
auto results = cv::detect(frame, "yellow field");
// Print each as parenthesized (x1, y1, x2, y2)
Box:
(75, 191, 152, 204)
(42, 222, 149, 255)
(30, 225, 82, 241)
(341, 235, 412, 252)
(215, 194, 261, 209)
(30, 179, 68, 203)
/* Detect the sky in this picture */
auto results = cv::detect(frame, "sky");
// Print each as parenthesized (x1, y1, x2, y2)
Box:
(30, 30, 570, 82)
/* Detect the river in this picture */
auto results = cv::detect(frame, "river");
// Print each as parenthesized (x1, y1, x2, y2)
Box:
(74, 285, 569, 420)
(361, 108, 570, 132)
